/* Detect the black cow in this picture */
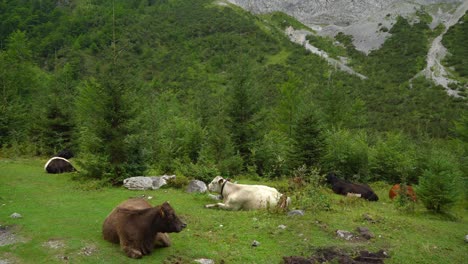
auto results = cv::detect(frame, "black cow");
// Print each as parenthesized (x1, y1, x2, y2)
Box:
(44, 149, 76, 174)
(56, 149, 74, 159)
(326, 173, 379, 201)
(44, 157, 76, 174)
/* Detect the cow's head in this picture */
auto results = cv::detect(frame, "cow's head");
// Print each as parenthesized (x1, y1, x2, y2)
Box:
(207, 176, 227, 193)
(155, 202, 187, 233)
(326, 172, 339, 184)
(365, 192, 379, 202)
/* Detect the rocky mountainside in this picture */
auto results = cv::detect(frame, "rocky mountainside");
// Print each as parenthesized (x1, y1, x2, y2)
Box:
(228, 0, 467, 95)
(228, 0, 464, 52)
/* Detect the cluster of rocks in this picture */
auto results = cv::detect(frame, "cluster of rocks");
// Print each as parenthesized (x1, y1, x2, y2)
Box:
(123, 175, 176, 190)
(336, 227, 375, 241)
(123, 175, 208, 193)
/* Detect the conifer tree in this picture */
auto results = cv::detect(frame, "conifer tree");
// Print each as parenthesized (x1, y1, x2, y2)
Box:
(75, 51, 147, 183)
(292, 108, 325, 168)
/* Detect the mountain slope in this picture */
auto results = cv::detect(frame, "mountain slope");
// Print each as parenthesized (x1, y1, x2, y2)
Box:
(0, 0, 465, 180)
(227, 0, 467, 95)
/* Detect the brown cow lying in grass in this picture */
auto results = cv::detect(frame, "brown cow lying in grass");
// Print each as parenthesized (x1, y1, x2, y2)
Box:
(102, 198, 186, 259)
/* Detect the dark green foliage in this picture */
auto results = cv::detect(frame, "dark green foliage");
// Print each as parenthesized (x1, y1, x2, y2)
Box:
(292, 108, 325, 168)
(416, 150, 462, 213)
(75, 63, 147, 183)
(0, 30, 48, 154)
(251, 130, 294, 178)
(0, 0, 466, 184)
(364, 17, 429, 85)
(442, 11, 468, 78)
(227, 60, 259, 161)
(320, 129, 369, 182)
(369, 132, 417, 183)
(305, 34, 347, 59)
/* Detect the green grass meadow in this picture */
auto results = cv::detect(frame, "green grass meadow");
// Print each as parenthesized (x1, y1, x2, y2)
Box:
(0, 159, 467, 263)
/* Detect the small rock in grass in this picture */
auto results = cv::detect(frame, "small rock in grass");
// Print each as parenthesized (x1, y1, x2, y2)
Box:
(336, 230, 353, 240)
(356, 227, 374, 240)
(194, 258, 215, 264)
(251, 240, 260, 247)
(10, 213, 22, 219)
(288, 210, 304, 216)
(278, 225, 287, 230)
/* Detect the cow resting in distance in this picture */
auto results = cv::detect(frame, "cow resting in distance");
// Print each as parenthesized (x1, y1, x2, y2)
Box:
(44, 149, 76, 174)
(102, 198, 186, 259)
(326, 172, 379, 201)
(44, 157, 76, 174)
(205, 176, 291, 210)
(389, 184, 417, 202)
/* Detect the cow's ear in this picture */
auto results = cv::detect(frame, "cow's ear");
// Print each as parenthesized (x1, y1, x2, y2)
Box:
(159, 208, 165, 217)
(218, 178, 224, 184)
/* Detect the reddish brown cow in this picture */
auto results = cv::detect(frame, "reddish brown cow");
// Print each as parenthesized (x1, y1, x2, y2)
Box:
(102, 198, 186, 259)
(389, 184, 417, 202)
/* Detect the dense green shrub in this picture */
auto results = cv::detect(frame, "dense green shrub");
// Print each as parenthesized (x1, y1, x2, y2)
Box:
(291, 168, 331, 212)
(320, 129, 369, 182)
(251, 130, 294, 178)
(166, 174, 190, 189)
(369, 132, 418, 183)
(174, 159, 220, 183)
(416, 150, 462, 213)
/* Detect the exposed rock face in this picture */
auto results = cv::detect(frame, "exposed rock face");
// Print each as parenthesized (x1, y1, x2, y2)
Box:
(228, 0, 464, 53)
(186, 180, 207, 193)
(123, 175, 176, 190)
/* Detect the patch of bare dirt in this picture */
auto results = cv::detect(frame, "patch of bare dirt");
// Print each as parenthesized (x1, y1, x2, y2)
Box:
(0, 252, 21, 264)
(42, 238, 66, 249)
(283, 247, 389, 264)
(0, 226, 27, 247)
(79, 245, 98, 256)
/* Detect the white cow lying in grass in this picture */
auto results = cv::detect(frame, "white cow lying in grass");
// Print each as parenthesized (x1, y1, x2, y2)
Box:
(205, 176, 291, 210)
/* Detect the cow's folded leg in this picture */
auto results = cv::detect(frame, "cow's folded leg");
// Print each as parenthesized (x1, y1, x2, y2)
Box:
(122, 245, 142, 259)
(215, 203, 232, 210)
(205, 203, 231, 209)
(154, 233, 171, 248)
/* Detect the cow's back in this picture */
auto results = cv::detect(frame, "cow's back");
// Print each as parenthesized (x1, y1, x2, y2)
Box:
(103, 198, 152, 243)
(234, 185, 282, 210)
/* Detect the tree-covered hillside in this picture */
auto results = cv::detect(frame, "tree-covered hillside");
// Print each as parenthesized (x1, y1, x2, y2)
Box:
(442, 10, 468, 94)
(0, 0, 466, 187)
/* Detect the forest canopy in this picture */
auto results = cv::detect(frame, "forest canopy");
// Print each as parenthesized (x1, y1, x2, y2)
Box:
(0, 0, 466, 186)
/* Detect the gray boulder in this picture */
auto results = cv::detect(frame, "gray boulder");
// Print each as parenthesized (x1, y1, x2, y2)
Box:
(186, 180, 207, 193)
(123, 176, 153, 190)
(123, 175, 176, 190)
(288, 210, 305, 216)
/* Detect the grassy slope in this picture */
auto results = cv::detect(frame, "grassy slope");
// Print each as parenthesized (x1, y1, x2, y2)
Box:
(0, 160, 466, 263)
